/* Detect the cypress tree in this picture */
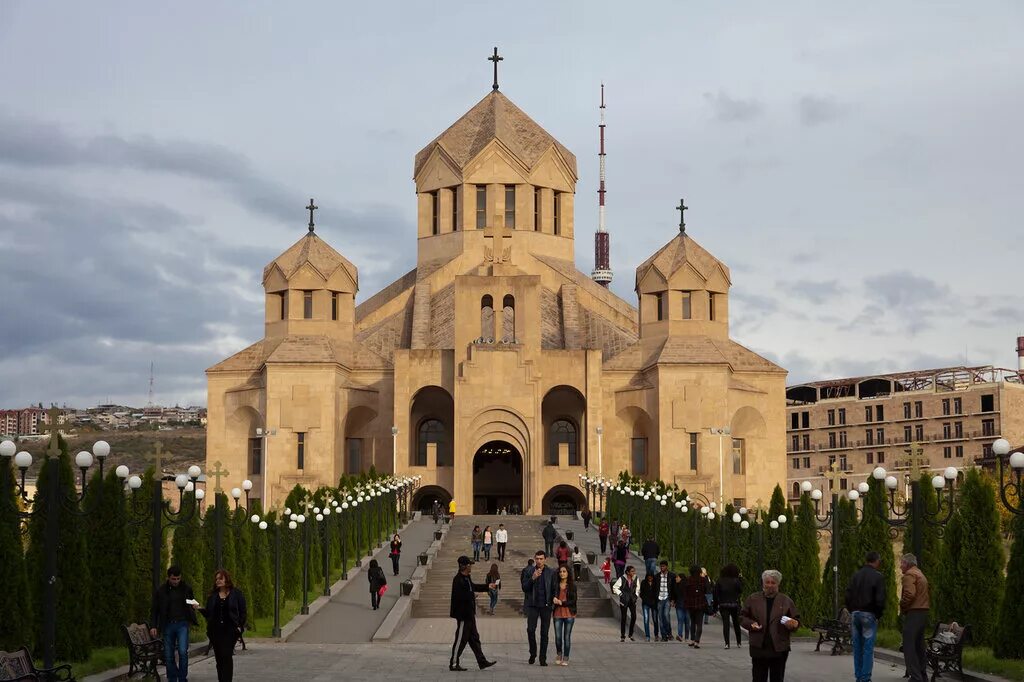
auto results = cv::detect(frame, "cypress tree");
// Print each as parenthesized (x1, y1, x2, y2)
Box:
(994, 512, 1024, 659)
(231, 505, 253, 596)
(125, 468, 163, 622)
(788, 494, 823, 625)
(170, 491, 206, 608)
(935, 469, 1004, 646)
(901, 473, 942, 575)
(852, 478, 899, 628)
(85, 469, 133, 646)
(0, 454, 32, 650)
(248, 501, 273, 619)
(26, 443, 92, 661)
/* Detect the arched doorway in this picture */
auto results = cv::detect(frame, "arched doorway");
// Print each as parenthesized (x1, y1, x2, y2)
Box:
(473, 440, 523, 514)
(541, 485, 587, 516)
(412, 485, 452, 514)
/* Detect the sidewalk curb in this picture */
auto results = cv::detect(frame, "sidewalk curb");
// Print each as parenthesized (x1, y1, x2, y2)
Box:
(873, 647, 1006, 682)
(82, 640, 212, 682)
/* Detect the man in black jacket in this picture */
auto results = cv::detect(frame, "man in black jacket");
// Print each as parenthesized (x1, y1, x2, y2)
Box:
(542, 521, 557, 557)
(845, 551, 887, 682)
(521, 550, 555, 665)
(449, 556, 497, 672)
(641, 536, 660, 576)
(150, 565, 199, 682)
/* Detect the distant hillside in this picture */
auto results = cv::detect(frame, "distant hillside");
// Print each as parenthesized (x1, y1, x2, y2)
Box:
(12, 428, 206, 477)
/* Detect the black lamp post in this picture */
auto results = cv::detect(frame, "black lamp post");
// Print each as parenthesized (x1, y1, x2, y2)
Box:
(205, 463, 254, 569)
(312, 502, 333, 597)
(1, 419, 113, 672)
(290, 507, 312, 615)
(685, 492, 719, 567)
(991, 439, 1024, 516)
(736, 505, 787, 579)
(252, 508, 295, 638)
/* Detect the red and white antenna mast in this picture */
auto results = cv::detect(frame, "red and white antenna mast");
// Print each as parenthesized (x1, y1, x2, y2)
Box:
(592, 83, 613, 288)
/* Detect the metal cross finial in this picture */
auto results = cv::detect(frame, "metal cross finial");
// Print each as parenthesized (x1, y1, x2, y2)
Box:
(676, 198, 688, 233)
(488, 47, 503, 91)
(306, 198, 318, 234)
(209, 460, 230, 494)
(901, 442, 930, 474)
(822, 460, 845, 495)
(146, 441, 167, 476)
(40, 406, 64, 457)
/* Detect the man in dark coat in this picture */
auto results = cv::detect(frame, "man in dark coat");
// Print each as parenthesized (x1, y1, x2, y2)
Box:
(641, 536, 660, 576)
(845, 551, 887, 682)
(449, 555, 497, 672)
(542, 521, 557, 557)
(150, 565, 199, 682)
(521, 550, 556, 665)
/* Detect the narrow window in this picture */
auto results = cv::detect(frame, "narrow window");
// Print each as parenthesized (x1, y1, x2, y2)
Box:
(839, 408, 846, 425)
(553, 191, 561, 235)
(475, 185, 487, 229)
(656, 292, 668, 321)
(983, 443, 993, 457)
(865, 406, 873, 423)
(732, 438, 745, 475)
(346, 437, 362, 473)
(876, 428, 884, 443)
(878, 452, 885, 464)
(803, 456, 810, 468)
(953, 397, 962, 415)
(480, 295, 495, 341)
(802, 412, 810, 429)
(904, 425, 912, 442)
(280, 292, 288, 320)
(828, 432, 836, 449)
(942, 398, 950, 416)
(954, 421, 963, 438)
(534, 187, 541, 231)
(791, 435, 800, 451)
(955, 445, 963, 458)
(417, 420, 445, 467)
(791, 413, 799, 430)
(942, 422, 951, 439)
(708, 293, 716, 321)
(839, 454, 848, 469)
(430, 190, 439, 235)
(840, 478, 848, 490)
(451, 186, 459, 231)
(827, 409, 835, 426)
(981, 394, 994, 412)
(866, 452, 874, 465)
(839, 431, 848, 447)
(943, 446, 952, 459)
(802, 434, 810, 450)
(792, 482, 800, 498)
(865, 429, 873, 446)
(903, 402, 911, 419)
(915, 424, 924, 440)
(689, 433, 698, 471)
(792, 457, 800, 470)
(550, 419, 578, 466)
(632, 437, 648, 475)
(502, 294, 515, 343)
(331, 292, 339, 321)
(914, 401, 923, 418)
(249, 437, 262, 475)
(876, 405, 884, 421)
(681, 292, 692, 319)
(504, 185, 516, 228)
(303, 291, 313, 319)
(982, 418, 995, 436)
(296, 432, 306, 470)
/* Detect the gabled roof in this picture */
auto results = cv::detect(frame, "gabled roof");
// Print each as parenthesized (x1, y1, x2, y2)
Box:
(603, 336, 784, 373)
(262, 233, 358, 288)
(634, 232, 730, 290)
(414, 90, 577, 178)
(206, 335, 391, 373)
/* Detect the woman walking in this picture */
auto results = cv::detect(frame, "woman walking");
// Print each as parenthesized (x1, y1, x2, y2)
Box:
(367, 559, 387, 610)
(683, 565, 709, 648)
(612, 565, 639, 641)
(482, 525, 493, 561)
(571, 545, 584, 581)
(714, 564, 744, 649)
(598, 518, 610, 554)
(670, 572, 691, 643)
(551, 564, 577, 666)
(198, 569, 247, 682)
(639, 572, 660, 642)
(486, 563, 501, 615)
(471, 525, 483, 562)
(555, 540, 571, 566)
(389, 533, 402, 576)
(612, 540, 629, 579)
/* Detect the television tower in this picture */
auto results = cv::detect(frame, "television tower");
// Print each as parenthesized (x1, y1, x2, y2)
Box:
(147, 361, 155, 407)
(591, 84, 613, 288)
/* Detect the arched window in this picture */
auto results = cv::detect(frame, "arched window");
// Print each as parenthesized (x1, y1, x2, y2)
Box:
(549, 419, 577, 466)
(502, 295, 515, 343)
(792, 482, 800, 499)
(417, 419, 446, 466)
(480, 295, 495, 342)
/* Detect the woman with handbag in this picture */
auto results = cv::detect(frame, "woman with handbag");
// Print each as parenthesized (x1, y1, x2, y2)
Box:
(368, 559, 388, 610)
(389, 533, 402, 576)
(198, 569, 247, 682)
(485, 563, 501, 615)
(683, 565, 709, 648)
(715, 563, 745, 648)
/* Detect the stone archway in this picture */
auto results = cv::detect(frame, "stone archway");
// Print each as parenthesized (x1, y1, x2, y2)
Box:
(412, 485, 452, 513)
(541, 485, 587, 516)
(472, 440, 523, 514)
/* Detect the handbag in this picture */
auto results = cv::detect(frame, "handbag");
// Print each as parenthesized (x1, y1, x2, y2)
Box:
(378, 584, 388, 598)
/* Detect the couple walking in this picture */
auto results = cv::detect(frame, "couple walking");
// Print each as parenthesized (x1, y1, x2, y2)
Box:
(522, 549, 578, 666)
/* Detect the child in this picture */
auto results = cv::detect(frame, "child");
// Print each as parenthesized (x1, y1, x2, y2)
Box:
(601, 557, 612, 584)
(571, 545, 584, 581)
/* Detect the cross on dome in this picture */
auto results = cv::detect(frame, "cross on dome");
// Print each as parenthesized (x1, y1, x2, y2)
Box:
(676, 198, 688, 234)
(306, 198, 318, 234)
(488, 47, 503, 91)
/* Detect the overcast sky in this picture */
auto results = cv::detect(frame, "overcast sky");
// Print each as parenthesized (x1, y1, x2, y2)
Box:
(1, 2, 1022, 408)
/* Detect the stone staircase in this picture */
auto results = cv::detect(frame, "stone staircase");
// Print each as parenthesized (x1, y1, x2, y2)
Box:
(411, 516, 611, 619)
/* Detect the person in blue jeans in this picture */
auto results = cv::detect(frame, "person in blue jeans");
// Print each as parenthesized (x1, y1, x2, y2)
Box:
(639, 572, 660, 641)
(150, 565, 199, 682)
(671, 573, 691, 641)
(471, 526, 483, 562)
(655, 561, 674, 641)
(845, 551, 887, 682)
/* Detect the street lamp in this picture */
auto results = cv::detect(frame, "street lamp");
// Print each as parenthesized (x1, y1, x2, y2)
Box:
(292, 508, 311, 615)
(596, 426, 604, 478)
(992, 438, 1024, 515)
(802, 474, 869, 617)
(254, 427, 276, 505)
(391, 426, 399, 476)
(252, 507, 293, 638)
(708, 427, 731, 511)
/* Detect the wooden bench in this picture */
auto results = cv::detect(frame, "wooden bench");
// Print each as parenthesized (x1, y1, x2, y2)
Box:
(0, 647, 75, 681)
(121, 623, 163, 679)
(812, 608, 852, 655)
(926, 622, 969, 681)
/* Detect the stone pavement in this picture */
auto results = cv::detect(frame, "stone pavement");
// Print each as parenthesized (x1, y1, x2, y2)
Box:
(288, 516, 437, 643)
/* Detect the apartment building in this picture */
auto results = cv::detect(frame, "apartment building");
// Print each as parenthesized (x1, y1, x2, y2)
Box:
(785, 364, 1024, 500)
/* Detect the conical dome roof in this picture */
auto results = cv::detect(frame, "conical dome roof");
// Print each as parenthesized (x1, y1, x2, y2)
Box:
(262, 233, 358, 289)
(414, 90, 577, 178)
(634, 232, 730, 291)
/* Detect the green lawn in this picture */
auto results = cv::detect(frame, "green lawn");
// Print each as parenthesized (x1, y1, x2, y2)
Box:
(876, 628, 1024, 681)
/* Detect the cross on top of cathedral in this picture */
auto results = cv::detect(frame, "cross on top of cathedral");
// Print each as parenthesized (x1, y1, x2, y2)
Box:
(488, 47, 503, 91)
(39, 406, 64, 457)
(208, 460, 230, 494)
(306, 198, 318, 234)
(676, 198, 688, 234)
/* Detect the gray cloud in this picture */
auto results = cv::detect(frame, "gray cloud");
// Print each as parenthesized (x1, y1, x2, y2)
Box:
(779, 279, 845, 305)
(864, 271, 949, 311)
(798, 95, 845, 127)
(703, 91, 764, 123)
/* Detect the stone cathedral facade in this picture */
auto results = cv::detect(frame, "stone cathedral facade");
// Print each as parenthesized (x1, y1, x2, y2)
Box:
(206, 86, 787, 514)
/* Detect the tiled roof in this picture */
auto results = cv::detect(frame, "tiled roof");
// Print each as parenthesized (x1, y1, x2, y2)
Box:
(263, 233, 358, 287)
(206, 335, 391, 373)
(634, 233, 730, 290)
(603, 336, 784, 373)
(414, 90, 577, 178)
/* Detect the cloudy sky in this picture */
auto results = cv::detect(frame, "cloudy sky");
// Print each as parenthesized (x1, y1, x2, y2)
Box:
(1, 2, 1022, 407)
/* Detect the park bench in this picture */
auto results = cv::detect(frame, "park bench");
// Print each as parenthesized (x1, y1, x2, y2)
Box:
(0, 647, 75, 681)
(121, 623, 163, 679)
(812, 607, 851, 655)
(926, 622, 969, 681)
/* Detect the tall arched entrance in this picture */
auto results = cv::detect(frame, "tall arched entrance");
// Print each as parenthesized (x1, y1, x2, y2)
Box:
(472, 440, 523, 514)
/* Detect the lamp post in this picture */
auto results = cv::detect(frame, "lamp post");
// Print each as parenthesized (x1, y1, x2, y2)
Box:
(992, 438, 1024, 515)
(207, 461, 253, 569)
(686, 491, 720, 566)
(314, 502, 333, 597)
(353, 490, 365, 567)
(596, 426, 603, 478)
(290, 508, 311, 615)
(391, 426, 399, 476)
(708, 427, 731, 510)
(1, 416, 113, 671)
(252, 508, 294, 638)
(254, 427, 276, 506)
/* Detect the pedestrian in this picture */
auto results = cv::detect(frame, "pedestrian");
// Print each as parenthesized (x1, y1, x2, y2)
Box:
(610, 518, 621, 547)
(389, 533, 402, 576)
(150, 565, 199, 682)
(521, 550, 555, 666)
(598, 518, 610, 554)
(581, 507, 592, 531)
(655, 560, 674, 642)
(555, 540, 570, 566)
(845, 551, 886, 682)
(601, 557, 613, 584)
(640, 572, 660, 642)
(432, 500, 440, 525)
(471, 525, 483, 562)
(571, 545, 584, 581)
(620, 523, 632, 548)
(552, 564, 577, 666)
(542, 520, 557, 557)
(899, 553, 930, 682)
(449, 555, 497, 671)
(683, 565, 709, 648)
(740, 569, 800, 682)
(449, 498, 457, 520)
(482, 525, 493, 560)
(495, 523, 508, 561)
(367, 559, 387, 610)
(641, 535, 660, 576)
(612, 565, 640, 642)
(714, 563, 745, 649)
(486, 563, 501, 615)
(612, 540, 629, 579)
(701, 567, 713, 624)
(670, 572, 691, 643)
(198, 569, 246, 682)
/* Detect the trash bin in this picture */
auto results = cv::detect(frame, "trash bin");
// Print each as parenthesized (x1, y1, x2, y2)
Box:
(566, 530, 574, 541)
(418, 553, 429, 566)
(550, 515, 557, 525)
(587, 551, 597, 564)
(402, 579, 414, 596)
(434, 530, 443, 541)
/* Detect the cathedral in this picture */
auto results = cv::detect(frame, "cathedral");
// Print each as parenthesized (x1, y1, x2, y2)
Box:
(206, 71, 787, 514)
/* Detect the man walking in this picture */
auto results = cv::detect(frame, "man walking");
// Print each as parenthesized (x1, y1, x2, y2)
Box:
(150, 565, 198, 682)
(612, 565, 640, 641)
(581, 507, 592, 531)
(900, 554, 930, 682)
(598, 518, 610, 554)
(495, 523, 509, 562)
(641, 535, 660, 576)
(656, 560, 675, 641)
(449, 555, 497, 672)
(522, 550, 555, 665)
(542, 520, 557, 558)
(845, 551, 886, 682)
